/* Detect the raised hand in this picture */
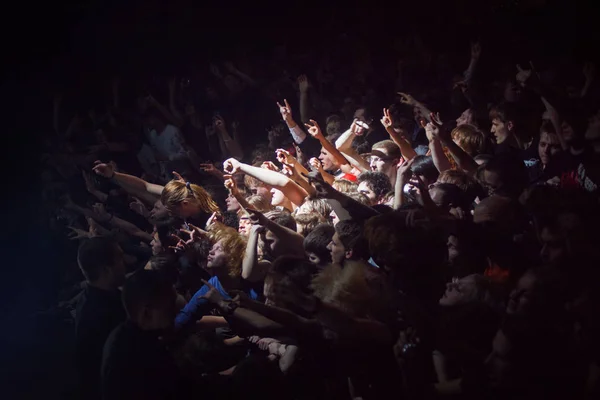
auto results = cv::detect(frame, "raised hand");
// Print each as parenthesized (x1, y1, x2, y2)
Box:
(307, 171, 337, 199)
(224, 174, 238, 193)
(309, 157, 323, 172)
(397, 92, 417, 106)
(172, 171, 185, 182)
(304, 119, 323, 138)
(470, 41, 482, 60)
(351, 119, 368, 136)
(223, 158, 242, 174)
(380, 108, 394, 130)
(200, 163, 220, 177)
(92, 202, 111, 222)
(92, 160, 114, 178)
(281, 164, 295, 178)
(129, 197, 149, 218)
(277, 99, 292, 121)
(213, 115, 227, 132)
(276, 148, 295, 166)
(247, 208, 268, 227)
(398, 157, 416, 183)
(261, 161, 280, 172)
(297, 74, 309, 93)
(205, 212, 222, 230)
(67, 226, 90, 240)
(200, 279, 226, 304)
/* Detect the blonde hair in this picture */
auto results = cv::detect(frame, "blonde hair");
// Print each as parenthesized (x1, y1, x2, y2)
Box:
(451, 124, 485, 157)
(245, 195, 272, 212)
(294, 199, 332, 220)
(294, 212, 328, 236)
(332, 179, 358, 194)
(208, 223, 247, 278)
(161, 180, 219, 215)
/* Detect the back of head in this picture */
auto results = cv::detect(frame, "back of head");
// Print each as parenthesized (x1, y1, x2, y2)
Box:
(451, 124, 486, 157)
(372, 140, 402, 161)
(411, 155, 440, 184)
(294, 212, 326, 236)
(77, 237, 122, 283)
(161, 180, 219, 216)
(335, 220, 369, 261)
(264, 210, 297, 231)
(304, 223, 335, 264)
(245, 195, 272, 213)
(332, 179, 358, 194)
(122, 270, 175, 324)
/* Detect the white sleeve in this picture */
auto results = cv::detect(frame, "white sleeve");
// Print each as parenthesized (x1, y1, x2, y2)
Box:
(289, 124, 307, 144)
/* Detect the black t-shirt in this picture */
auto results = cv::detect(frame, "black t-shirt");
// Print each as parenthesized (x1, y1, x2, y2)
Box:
(101, 321, 197, 400)
(75, 285, 126, 400)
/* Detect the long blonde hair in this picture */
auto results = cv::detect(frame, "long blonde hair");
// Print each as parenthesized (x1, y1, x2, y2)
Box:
(161, 180, 219, 215)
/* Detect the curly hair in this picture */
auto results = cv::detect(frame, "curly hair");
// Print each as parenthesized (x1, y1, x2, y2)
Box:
(161, 180, 219, 216)
(357, 171, 393, 200)
(209, 223, 247, 279)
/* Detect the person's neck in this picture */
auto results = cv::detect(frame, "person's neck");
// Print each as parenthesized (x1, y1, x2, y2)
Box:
(387, 168, 397, 187)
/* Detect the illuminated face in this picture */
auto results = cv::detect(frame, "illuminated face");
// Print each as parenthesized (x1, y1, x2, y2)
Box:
(318, 147, 338, 171)
(270, 188, 286, 207)
(357, 181, 377, 205)
(439, 274, 480, 306)
(327, 232, 346, 264)
(226, 193, 241, 212)
(506, 270, 537, 315)
(538, 132, 561, 166)
(238, 217, 251, 236)
(207, 240, 227, 270)
(150, 200, 168, 220)
(491, 118, 511, 144)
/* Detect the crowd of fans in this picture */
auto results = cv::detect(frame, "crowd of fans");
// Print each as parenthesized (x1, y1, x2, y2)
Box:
(41, 34, 600, 399)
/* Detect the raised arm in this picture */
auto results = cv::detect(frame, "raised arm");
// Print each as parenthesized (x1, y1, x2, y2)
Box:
(242, 225, 270, 282)
(249, 210, 305, 257)
(305, 119, 350, 167)
(224, 158, 308, 207)
(334, 121, 371, 172)
(380, 108, 417, 161)
(394, 159, 415, 210)
(92, 161, 164, 196)
(224, 62, 257, 86)
(92, 203, 153, 242)
(214, 116, 244, 160)
(146, 94, 183, 128)
(297, 75, 313, 124)
(277, 99, 308, 144)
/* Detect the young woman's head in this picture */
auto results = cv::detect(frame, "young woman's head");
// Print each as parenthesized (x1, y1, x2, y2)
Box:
(206, 224, 247, 279)
(161, 180, 219, 218)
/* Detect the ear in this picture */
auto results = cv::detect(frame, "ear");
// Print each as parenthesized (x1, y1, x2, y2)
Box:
(507, 121, 515, 132)
(345, 249, 353, 260)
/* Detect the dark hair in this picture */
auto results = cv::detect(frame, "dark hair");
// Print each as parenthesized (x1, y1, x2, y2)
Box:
(430, 183, 471, 210)
(269, 255, 317, 291)
(411, 155, 440, 183)
(489, 102, 521, 126)
(357, 171, 393, 200)
(266, 256, 317, 317)
(154, 217, 180, 251)
(304, 224, 335, 264)
(335, 220, 369, 261)
(481, 153, 528, 198)
(77, 237, 120, 282)
(122, 270, 174, 319)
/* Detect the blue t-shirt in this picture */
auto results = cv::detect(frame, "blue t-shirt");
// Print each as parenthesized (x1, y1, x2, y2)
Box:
(174, 276, 259, 330)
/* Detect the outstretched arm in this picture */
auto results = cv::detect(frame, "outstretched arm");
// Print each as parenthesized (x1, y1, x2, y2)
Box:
(335, 122, 371, 172)
(224, 158, 308, 207)
(380, 108, 418, 161)
(242, 225, 270, 282)
(305, 120, 350, 168)
(92, 161, 164, 196)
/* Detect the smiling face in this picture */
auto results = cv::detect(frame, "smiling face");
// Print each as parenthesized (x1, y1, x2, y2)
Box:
(207, 240, 227, 271)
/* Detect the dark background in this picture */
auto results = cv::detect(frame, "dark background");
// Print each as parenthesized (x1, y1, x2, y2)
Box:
(0, 0, 597, 397)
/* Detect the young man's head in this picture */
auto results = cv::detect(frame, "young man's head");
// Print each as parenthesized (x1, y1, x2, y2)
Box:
(261, 210, 298, 258)
(369, 140, 402, 178)
(489, 103, 520, 145)
(538, 121, 562, 167)
(318, 133, 342, 172)
(357, 171, 393, 206)
(327, 220, 369, 264)
(304, 223, 335, 268)
(410, 155, 440, 187)
(122, 270, 177, 331)
(452, 124, 486, 157)
(244, 171, 273, 204)
(77, 237, 126, 288)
